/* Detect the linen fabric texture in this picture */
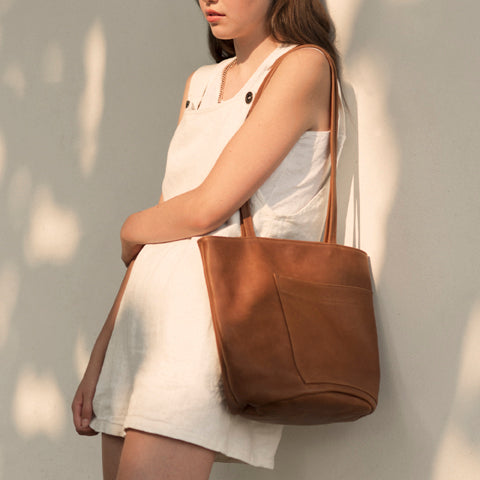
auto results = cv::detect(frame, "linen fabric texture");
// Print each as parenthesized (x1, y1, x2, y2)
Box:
(90, 44, 346, 469)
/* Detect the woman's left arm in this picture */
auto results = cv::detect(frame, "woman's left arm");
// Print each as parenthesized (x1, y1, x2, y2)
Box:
(121, 49, 331, 265)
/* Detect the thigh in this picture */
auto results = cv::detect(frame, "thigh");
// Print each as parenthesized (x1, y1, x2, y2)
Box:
(102, 433, 125, 480)
(116, 429, 216, 480)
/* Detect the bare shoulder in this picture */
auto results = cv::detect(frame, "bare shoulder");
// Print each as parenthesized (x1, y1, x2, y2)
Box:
(184, 70, 195, 93)
(280, 47, 331, 70)
(275, 47, 331, 83)
(252, 47, 332, 132)
(262, 47, 332, 103)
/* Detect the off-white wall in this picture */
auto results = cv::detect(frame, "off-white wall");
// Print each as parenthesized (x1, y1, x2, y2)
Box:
(1, 1, 479, 479)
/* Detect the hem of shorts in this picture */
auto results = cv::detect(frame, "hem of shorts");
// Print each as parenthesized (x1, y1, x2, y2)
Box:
(90, 415, 275, 470)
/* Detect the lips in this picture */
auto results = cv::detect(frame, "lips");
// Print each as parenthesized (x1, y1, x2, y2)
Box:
(206, 9, 224, 17)
(205, 9, 225, 22)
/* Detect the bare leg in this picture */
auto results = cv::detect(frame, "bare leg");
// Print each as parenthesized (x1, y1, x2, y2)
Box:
(116, 429, 216, 480)
(102, 433, 124, 480)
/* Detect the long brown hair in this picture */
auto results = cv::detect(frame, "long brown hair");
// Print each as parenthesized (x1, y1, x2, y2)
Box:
(198, 0, 340, 70)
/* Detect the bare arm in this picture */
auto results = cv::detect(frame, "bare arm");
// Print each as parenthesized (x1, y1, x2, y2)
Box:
(121, 49, 331, 264)
(121, 74, 192, 265)
(72, 260, 135, 435)
(72, 71, 195, 432)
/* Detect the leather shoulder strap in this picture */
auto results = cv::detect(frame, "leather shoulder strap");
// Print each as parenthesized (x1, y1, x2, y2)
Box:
(240, 44, 339, 244)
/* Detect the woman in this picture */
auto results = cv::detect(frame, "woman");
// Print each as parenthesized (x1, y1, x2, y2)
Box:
(72, 1, 344, 478)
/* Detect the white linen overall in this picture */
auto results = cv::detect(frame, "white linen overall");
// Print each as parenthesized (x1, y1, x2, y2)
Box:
(90, 44, 346, 469)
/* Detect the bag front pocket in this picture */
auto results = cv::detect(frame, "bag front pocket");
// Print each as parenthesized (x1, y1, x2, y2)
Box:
(274, 274, 378, 392)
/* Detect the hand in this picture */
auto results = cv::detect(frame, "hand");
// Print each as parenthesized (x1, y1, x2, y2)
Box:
(121, 238, 143, 267)
(72, 371, 100, 436)
(120, 213, 144, 266)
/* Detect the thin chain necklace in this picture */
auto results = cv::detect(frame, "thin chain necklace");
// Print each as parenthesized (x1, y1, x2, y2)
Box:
(218, 58, 237, 103)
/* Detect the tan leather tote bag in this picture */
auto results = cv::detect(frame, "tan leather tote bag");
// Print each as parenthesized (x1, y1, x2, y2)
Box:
(198, 45, 380, 425)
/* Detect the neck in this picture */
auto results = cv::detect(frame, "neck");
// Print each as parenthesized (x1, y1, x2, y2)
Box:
(233, 33, 280, 76)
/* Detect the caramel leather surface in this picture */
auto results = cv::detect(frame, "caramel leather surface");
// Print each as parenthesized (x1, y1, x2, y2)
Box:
(198, 45, 380, 425)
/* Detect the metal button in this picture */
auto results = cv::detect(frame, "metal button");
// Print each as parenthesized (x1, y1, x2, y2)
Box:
(245, 92, 253, 104)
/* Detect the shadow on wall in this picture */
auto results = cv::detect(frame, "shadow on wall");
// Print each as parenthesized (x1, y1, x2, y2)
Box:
(338, 1, 480, 479)
(213, 0, 480, 479)
(0, 1, 209, 478)
(1, 0, 480, 479)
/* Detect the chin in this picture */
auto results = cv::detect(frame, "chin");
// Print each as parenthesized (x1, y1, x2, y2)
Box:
(209, 26, 235, 41)
(212, 34, 234, 41)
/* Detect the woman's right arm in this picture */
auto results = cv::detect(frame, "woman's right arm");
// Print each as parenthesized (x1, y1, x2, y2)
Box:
(71, 69, 195, 432)
(71, 260, 135, 436)
(121, 72, 193, 265)
(120, 50, 331, 260)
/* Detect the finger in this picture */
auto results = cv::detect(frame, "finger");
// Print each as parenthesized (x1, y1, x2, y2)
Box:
(80, 394, 94, 429)
(78, 425, 99, 436)
(72, 391, 96, 435)
(72, 393, 84, 431)
(75, 401, 98, 436)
